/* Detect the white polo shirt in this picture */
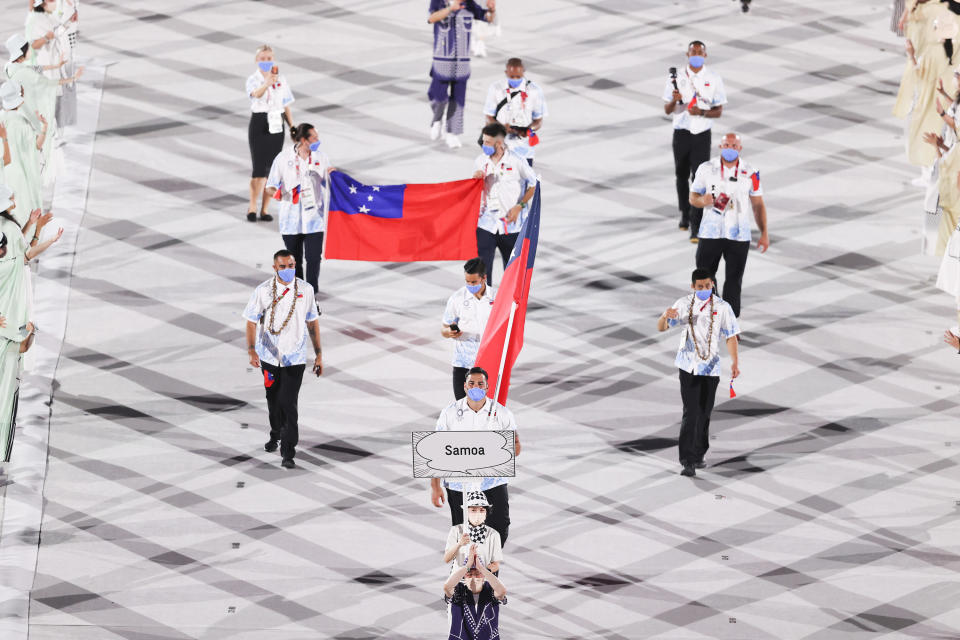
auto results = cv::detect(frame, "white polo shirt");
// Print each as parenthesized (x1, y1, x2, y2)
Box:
(436, 397, 517, 492)
(666, 293, 740, 377)
(661, 65, 727, 135)
(474, 150, 538, 235)
(483, 78, 548, 159)
(443, 284, 497, 368)
(691, 157, 763, 242)
(242, 276, 319, 367)
(245, 70, 294, 114)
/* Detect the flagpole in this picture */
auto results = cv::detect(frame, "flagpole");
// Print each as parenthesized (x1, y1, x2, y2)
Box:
(487, 300, 518, 420)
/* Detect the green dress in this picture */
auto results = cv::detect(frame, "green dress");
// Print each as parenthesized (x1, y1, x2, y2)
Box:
(0, 216, 29, 459)
(0, 109, 42, 225)
(5, 61, 58, 176)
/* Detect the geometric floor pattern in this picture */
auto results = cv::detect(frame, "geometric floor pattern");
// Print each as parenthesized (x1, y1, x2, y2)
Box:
(4, 0, 960, 637)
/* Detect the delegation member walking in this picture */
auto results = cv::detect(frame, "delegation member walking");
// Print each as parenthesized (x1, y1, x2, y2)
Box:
(246, 44, 294, 223)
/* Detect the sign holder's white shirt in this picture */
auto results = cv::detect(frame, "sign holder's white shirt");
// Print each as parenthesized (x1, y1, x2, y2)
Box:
(474, 150, 538, 235)
(691, 157, 762, 242)
(266, 145, 330, 235)
(242, 277, 319, 367)
(435, 397, 517, 492)
(443, 285, 496, 368)
(666, 293, 740, 377)
(482, 79, 547, 159)
(661, 65, 727, 135)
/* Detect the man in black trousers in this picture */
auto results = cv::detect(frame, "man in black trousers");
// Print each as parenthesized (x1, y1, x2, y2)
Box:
(662, 41, 728, 241)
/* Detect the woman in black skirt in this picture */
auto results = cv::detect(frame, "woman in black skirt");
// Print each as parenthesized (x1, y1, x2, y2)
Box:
(245, 44, 295, 222)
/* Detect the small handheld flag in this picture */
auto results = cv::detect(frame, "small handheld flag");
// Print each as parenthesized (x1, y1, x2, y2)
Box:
(729, 381, 736, 399)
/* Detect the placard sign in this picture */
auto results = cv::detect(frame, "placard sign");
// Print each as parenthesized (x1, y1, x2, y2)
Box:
(412, 431, 516, 478)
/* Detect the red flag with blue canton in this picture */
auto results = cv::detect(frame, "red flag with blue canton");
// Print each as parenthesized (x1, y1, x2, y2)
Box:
(474, 184, 541, 406)
(325, 171, 481, 262)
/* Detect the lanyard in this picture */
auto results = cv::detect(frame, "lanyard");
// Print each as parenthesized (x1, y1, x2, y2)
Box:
(294, 148, 310, 182)
(719, 159, 739, 181)
(684, 68, 701, 100)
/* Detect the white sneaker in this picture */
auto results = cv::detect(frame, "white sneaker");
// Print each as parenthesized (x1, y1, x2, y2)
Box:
(430, 121, 442, 141)
(474, 40, 487, 57)
(445, 133, 462, 149)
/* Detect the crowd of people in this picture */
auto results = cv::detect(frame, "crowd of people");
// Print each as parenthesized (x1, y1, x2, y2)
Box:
(241, 5, 534, 635)
(893, 0, 960, 353)
(0, 0, 81, 459)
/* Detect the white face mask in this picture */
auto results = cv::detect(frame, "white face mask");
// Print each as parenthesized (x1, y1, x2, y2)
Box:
(468, 511, 486, 526)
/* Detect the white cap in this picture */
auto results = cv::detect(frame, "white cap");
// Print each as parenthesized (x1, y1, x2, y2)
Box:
(464, 491, 491, 508)
(33, 0, 43, 7)
(5, 34, 27, 63)
(0, 184, 13, 213)
(0, 80, 23, 111)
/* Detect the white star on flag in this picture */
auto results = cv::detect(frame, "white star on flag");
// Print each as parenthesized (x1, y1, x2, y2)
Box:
(367, 195, 374, 201)
(359, 205, 370, 213)
(372, 186, 380, 192)
(349, 185, 358, 194)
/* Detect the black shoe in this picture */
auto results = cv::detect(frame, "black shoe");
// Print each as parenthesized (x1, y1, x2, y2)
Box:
(694, 461, 706, 469)
(258, 212, 274, 222)
(680, 464, 696, 477)
(281, 458, 296, 469)
(247, 212, 257, 222)
(264, 439, 279, 453)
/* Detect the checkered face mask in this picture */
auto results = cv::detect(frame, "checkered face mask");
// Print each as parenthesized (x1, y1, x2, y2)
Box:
(467, 522, 487, 544)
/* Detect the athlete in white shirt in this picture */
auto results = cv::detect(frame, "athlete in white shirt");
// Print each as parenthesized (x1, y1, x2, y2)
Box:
(243, 250, 322, 469)
(429, 367, 521, 546)
(662, 41, 727, 239)
(689, 133, 769, 318)
(442, 257, 496, 399)
(472, 122, 537, 285)
(657, 269, 740, 478)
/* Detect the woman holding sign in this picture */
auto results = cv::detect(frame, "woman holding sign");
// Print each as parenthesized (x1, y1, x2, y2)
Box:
(246, 44, 294, 223)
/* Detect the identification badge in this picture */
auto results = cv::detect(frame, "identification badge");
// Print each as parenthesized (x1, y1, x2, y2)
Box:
(300, 176, 317, 212)
(267, 111, 283, 134)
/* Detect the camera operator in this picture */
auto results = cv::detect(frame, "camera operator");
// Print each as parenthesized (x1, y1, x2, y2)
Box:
(483, 57, 547, 167)
(662, 41, 727, 241)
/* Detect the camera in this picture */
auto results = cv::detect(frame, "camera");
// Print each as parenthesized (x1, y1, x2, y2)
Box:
(668, 66, 683, 105)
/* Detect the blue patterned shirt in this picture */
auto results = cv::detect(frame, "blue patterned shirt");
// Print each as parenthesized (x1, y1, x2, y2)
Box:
(429, 0, 489, 80)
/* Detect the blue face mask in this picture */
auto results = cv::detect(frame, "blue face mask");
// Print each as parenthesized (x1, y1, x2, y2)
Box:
(466, 282, 483, 294)
(278, 268, 296, 283)
(481, 144, 496, 156)
(695, 289, 712, 301)
(466, 387, 487, 402)
(258, 61, 274, 73)
(721, 148, 739, 162)
(309, 141, 321, 152)
(507, 77, 523, 89)
(688, 55, 705, 69)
